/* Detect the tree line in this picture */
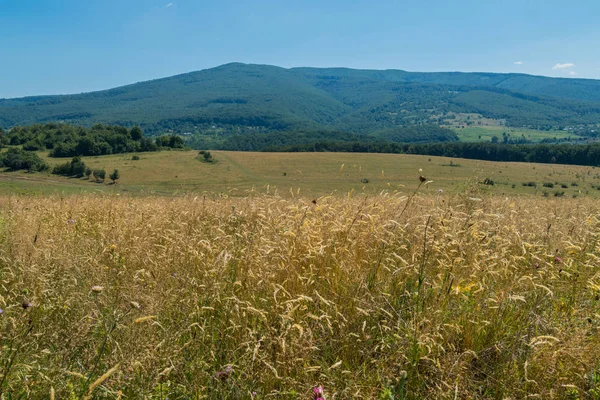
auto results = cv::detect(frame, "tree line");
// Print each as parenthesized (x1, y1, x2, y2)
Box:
(265, 140, 600, 167)
(0, 123, 185, 157)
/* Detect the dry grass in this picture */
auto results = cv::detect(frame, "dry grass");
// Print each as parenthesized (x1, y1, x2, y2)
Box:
(1, 184, 600, 399)
(4, 150, 600, 198)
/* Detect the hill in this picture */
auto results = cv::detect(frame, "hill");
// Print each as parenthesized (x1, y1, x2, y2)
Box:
(2, 63, 600, 136)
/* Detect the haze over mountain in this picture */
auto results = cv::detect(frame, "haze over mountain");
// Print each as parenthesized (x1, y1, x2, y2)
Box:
(2, 63, 600, 135)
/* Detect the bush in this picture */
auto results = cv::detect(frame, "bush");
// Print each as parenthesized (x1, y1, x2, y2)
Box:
(198, 150, 214, 163)
(482, 178, 494, 186)
(0, 148, 48, 172)
(560, 183, 568, 189)
(92, 169, 106, 182)
(522, 181, 537, 187)
(543, 182, 554, 188)
(109, 169, 120, 184)
(361, 178, 370, 184)
(554, 191, 565, 197)
(132, 155, 140, 160)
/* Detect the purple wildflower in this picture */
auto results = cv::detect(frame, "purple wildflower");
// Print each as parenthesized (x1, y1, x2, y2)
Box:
(214, 365, 233, 381)
(0, 308, 3, 315)
(22, 302, 33, 310)
(312, 386, 325, 399)
(67, 219, 75, 225)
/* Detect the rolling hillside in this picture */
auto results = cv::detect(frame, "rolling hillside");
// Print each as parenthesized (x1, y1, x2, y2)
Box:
(1, 63, 600, 135)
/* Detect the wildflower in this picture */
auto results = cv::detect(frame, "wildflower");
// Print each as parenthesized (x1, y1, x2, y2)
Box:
(438, 189, 444, 193)
(22, 302, 33, 310)
(215, 365, 233, 381)
(91, 286, 104, 293)
(419, 175, 427, 183)
(67, 219, 75, 224)
(0, 308, 3, 315)
(312, 385, 325, 399)
(555, 257, 563, 263)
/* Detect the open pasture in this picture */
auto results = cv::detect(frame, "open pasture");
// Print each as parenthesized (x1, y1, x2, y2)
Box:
(2, 150, 600, 198)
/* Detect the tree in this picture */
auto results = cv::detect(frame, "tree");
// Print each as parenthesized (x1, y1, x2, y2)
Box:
(491, 136, 499, 144)
(70, 156, 86, 177)
(109, 169, 120, 184)
(130, 126, 143, 141)
(0, 128, 7, 148)
(169, 135, 185, 148)
(84, 167, 92, 179)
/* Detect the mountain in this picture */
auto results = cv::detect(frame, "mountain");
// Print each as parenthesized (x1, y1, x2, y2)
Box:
(2, 63, 600, 135)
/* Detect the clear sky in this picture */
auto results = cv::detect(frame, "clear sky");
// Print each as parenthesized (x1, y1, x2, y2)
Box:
(1, 0, 599, 98)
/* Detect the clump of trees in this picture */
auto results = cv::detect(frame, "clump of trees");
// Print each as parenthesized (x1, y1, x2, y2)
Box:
(52, 156, 87, 177)
(155, 135, 185, 149)
(92, 169, 106, 183)
(3, 123, 187, 158)
(0, 148, 48, 172)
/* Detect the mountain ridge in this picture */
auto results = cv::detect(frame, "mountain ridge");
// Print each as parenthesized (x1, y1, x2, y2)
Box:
(2, 62, 600, 135)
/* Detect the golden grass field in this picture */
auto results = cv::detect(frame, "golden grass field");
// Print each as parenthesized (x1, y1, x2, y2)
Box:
(1, 178, 600, 398)
(2, 150, 600, 199)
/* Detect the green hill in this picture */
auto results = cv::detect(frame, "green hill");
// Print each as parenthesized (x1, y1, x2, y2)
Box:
(1, 63, 600, 136)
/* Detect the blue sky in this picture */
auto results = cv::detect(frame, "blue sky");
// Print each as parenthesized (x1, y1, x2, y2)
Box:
(1, 0, 599, 98)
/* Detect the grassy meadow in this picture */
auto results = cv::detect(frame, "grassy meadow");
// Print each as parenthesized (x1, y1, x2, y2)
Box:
(2, 150, 600, 198)
(453, 126, 575, 143)
(1, 188, 600, 398)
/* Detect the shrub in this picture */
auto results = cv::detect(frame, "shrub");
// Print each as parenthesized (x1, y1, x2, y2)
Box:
(92, 169, 106, 182)
(522, 181, 537, 187)
(198, 150, 214, 163)
(482, 178, 494, 186)
(554, 191, 565, 197)
(132, 155, 140, 160)
(361, 178, 370, 184)
(543, 182, 554, 188)
(109, 169, 120, 184)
